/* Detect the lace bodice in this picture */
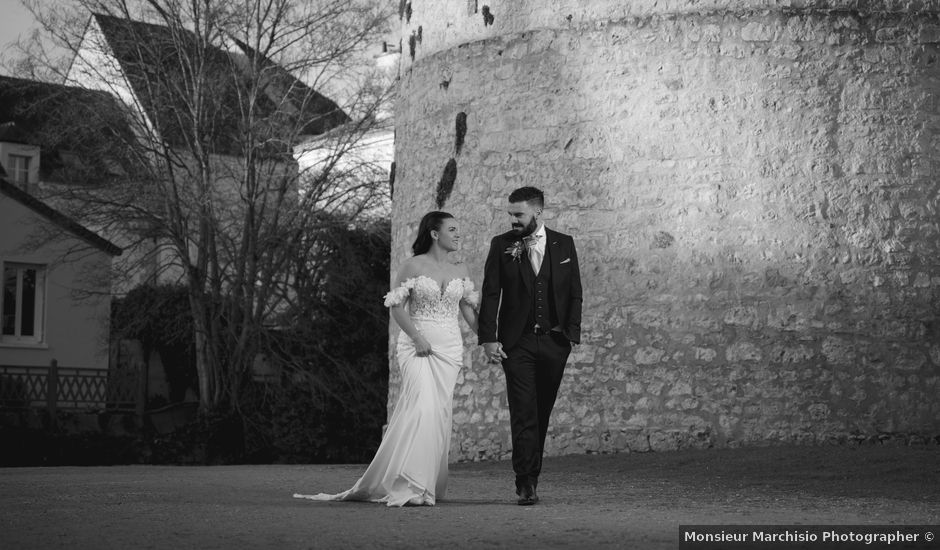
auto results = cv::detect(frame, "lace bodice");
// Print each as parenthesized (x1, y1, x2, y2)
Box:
(384, 276, 479, 324)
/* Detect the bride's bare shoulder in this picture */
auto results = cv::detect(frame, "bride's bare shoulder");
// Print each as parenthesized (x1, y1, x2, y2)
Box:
(395, 257, 424, 282)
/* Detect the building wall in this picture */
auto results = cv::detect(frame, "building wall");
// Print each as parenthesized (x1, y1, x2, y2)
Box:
(391, 1, 940, 460)
(0, 196, 112, 370)
(67, 17, 150, 136)
(295, 126, 394, 216)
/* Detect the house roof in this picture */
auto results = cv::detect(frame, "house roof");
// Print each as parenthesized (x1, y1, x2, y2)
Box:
(0, 177, 122, 256)
(228, 36, 352, 136)
(91, 13, 350, 156)
(0, 121, 30, 144)
(0, 75, 137, 184)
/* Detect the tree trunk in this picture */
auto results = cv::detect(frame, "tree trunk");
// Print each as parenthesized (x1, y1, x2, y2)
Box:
(189, 290, 215, 411)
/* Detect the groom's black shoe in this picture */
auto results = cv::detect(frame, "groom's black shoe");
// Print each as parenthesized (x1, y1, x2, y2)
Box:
(517, 484, 538, 506)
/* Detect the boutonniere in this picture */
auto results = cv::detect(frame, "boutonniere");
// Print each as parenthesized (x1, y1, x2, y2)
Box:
(504, 240, 525, 262)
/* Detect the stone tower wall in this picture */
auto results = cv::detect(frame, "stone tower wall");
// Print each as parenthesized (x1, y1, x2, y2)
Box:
(390, 0, 940, 460)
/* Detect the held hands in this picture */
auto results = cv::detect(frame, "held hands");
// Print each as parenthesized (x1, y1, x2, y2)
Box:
(412, 333, 433, 357)
(482, 342, 507, 364)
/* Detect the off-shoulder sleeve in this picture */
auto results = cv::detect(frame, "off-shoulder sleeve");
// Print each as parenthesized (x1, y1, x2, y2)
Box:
(461, 279, 480, 308)
(383, 277, 416, 307)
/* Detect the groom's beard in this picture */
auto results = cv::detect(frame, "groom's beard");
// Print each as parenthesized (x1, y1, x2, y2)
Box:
(512, 218, 538, 237)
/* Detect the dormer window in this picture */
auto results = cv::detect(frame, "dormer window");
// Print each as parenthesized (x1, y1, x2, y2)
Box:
(0, 144, 40, 192)
(8, 154, 31, 188)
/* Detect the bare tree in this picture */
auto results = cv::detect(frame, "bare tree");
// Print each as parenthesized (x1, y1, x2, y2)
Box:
(7, 0, 395, 415)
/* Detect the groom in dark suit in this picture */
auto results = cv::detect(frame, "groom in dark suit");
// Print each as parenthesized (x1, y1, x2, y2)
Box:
(478, 186, 583, 506)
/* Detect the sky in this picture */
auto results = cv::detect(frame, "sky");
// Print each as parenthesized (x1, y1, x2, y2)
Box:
(0, 0, 40, 75)
(0, 0, 35, 47)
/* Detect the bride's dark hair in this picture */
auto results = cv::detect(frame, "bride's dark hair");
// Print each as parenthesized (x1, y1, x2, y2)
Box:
(412, 211, 454, 255)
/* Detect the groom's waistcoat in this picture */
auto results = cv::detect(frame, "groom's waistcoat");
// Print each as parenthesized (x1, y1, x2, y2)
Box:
(526, 242, 559, 332)
(478, 226, 583, 348)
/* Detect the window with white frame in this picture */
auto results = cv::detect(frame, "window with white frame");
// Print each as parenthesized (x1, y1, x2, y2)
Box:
(7, 154, 33, 190)
(1, 263, 45, 343)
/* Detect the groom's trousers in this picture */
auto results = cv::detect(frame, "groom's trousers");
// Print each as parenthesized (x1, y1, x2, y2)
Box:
(502, 330, 571, 491)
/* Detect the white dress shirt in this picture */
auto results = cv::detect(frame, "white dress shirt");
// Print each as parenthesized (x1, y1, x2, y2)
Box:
(525, 224, 546, 275)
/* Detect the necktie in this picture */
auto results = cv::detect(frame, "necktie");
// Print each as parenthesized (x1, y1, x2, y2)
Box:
(525, 234, 543, 275)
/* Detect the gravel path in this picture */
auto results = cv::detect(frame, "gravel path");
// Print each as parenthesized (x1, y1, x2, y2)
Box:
(1, 445, 937, 549)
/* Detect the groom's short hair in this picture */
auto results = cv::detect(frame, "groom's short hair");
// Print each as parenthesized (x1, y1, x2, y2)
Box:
(508, 186, 544, 208)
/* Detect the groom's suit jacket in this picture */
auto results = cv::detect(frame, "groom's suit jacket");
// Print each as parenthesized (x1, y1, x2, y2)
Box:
(478, 227, 583, 351)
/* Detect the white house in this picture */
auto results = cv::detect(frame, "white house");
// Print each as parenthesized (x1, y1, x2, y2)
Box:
(0, 177, 120, 370)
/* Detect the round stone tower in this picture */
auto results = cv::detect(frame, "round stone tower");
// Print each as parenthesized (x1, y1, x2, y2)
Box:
(390, 0, 940, 460)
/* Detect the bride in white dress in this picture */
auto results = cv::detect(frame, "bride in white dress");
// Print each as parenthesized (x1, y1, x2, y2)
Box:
(294, 211, 478, 507)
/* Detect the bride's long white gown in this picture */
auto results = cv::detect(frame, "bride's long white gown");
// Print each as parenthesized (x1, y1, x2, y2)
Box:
(293, 275, 478, 507)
